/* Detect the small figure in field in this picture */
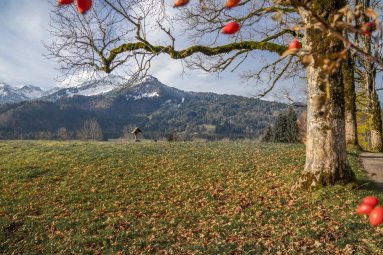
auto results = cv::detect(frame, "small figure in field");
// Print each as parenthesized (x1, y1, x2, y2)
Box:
(131, 128, 142, 142)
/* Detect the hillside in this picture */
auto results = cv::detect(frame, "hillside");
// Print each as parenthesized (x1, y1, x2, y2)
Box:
(0, 76, 289, 140)
(0, 141, 381, 254)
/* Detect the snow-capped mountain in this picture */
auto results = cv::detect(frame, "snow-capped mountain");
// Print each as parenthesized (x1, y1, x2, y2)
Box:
(1, 75, 165, 104)
(41, 87, 61, 97)
(0, 82, 29, 104)
(72, 74, 127, 95)
(16, 85, 45, 99)
(0, 75, 186, 104)
(41, 74, 128, 101)
(111, 75, 188, 102)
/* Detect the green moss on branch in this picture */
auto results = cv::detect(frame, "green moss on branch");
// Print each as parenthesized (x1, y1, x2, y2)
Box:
(106, 41, 286, 66)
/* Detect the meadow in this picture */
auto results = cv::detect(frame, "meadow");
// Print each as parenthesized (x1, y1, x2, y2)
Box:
(0, 141, 382, 254)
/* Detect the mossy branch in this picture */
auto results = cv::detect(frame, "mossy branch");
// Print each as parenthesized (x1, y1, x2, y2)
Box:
(105, 41, 287, 72)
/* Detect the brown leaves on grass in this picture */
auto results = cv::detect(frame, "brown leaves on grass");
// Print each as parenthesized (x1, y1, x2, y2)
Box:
(0, 141, 382, 254)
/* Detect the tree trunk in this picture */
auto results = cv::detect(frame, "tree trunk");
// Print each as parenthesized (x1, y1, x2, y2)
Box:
(295, 1, 355, 189)
(364, 48, 382, 152)
(366, 78, 383, 151)
(342, 54, 358, 146)
(362, 0, 383, 151)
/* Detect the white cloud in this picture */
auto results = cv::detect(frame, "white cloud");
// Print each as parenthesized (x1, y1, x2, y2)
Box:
(0, 0, 58, 89)
(149, 54, 264, 97)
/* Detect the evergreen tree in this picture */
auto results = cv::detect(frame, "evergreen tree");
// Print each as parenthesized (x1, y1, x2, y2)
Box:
(262, 106, 299, 143)
(286, 106, 299, 143)
(273, 112, 288, 142)
(262, 125, 274, 142)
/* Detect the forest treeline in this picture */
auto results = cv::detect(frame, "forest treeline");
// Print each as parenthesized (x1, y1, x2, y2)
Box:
(0, 92, 292, 141)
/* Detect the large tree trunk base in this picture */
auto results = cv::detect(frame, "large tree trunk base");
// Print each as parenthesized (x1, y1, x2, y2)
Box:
(370, 130, 383, 152)
(293, 164, 355, 190)
(296, 0, 354, 191)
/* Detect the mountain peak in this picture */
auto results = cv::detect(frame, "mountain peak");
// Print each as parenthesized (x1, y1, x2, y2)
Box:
(16, 85, 45, 99)
(18, 85, 43, 90)
(72, 74, 128, 88)
(138, 75, 158, 83)
(40, 74, 130, 101)
(0, 75, 168, 103)
(0, 82, 9, 88)
(0, 83, 29, 103)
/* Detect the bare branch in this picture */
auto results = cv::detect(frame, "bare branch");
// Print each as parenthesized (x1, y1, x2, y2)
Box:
(256, 55, 293, 98)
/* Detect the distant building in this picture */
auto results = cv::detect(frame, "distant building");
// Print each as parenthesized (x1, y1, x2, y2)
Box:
(131, 128, 142, 141)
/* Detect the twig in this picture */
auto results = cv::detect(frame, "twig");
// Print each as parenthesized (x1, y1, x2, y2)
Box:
(300, 3, 383, 68)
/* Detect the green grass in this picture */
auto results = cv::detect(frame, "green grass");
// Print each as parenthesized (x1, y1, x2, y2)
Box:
(0, 141, 382, 254)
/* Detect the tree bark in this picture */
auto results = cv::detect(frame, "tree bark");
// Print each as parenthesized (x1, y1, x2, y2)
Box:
(295, 1, 355, 189)
(362, 0, 383, 152)
(366, 74, 383, 151)
(342, 54, 358, 146)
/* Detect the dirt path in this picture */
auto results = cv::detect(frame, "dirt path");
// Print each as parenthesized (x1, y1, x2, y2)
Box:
(359, 152, 383, 190)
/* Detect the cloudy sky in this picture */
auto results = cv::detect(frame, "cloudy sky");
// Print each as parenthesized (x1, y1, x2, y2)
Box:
(0, 0, 306, 101)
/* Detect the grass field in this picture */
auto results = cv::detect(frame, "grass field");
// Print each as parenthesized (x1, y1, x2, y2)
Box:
(0, 141, 382, 254)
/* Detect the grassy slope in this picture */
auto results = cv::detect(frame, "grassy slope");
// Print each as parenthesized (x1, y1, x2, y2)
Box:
(0, 141, 382, 254)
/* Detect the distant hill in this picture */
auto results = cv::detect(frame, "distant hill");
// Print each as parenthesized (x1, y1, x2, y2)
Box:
(0, 76, 290, 140)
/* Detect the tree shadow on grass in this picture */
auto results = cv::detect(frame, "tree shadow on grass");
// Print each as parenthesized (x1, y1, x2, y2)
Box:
(16, 167, 50, 180)
(352, 179, 383, 193)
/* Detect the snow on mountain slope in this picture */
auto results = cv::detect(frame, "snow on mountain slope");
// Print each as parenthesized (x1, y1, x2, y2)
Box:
(16, 85, 45, 99)
(42, 74, 129, 101)
(73, 74, 127, 95)
(115, 75, 186, 101)
(41, 87, 61, 97)
(0, 75, 183, 104)
(133, 91, 160, 100)
(0, 82, 29, 103)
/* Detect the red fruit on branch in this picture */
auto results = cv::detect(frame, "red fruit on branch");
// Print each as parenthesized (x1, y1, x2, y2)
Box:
(369, 207, 383, 226)
(227, 0, 240, 8)
(362, 196, 379, 207)
(363, 31, 372, 37)
(222, 21, 240, 34)
(58, 0, 74, 5)
(356, 203, 374, 215)
(361, 22, 377, 37)
(363, 22, 377, 32)
(288, 39, 301, 50)
(77, 0, 92, 14)
(174, 0, 189, 7)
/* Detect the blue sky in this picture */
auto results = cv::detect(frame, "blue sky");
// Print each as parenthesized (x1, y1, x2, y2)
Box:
(0, 0, 306, 101)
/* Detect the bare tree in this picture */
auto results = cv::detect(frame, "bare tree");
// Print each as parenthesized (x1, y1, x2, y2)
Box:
(47, 0, 383, 188)
(357, 0, 383, 151)
(45, 0, 161, 80)
(57, 127, 71, 140)
(77, 119, 103, 141)
(342, 0, 359, 146)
